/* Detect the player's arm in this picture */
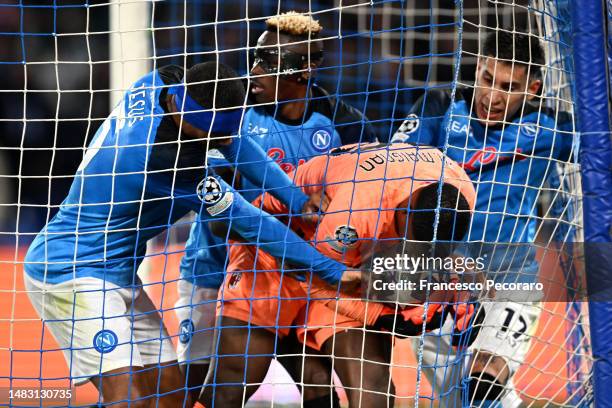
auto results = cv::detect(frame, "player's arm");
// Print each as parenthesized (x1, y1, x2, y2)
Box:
(391, 88, 451, 146)
(256, 155, 329, 215)
(215, 177, 345, 283)
(150, 172, 345, 283)
(219, 136, 309, 214)
(165, 172, 345, 284)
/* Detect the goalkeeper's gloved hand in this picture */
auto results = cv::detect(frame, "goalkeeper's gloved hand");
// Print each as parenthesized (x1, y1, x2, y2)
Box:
(448, 301, 485, 348)
(373, 303, 447, 337)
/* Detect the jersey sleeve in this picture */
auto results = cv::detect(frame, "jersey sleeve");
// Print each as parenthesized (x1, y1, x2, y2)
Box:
(314, 85, 378, 144)
(212, 177, 346, 284)
(391, 88, 451, 147)
(219, 136, 309, 214)
(333, 98, 378, 144)
(257, 155, 329, 215)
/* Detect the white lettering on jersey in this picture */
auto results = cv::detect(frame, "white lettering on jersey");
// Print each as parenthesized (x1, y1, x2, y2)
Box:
(127, 83, 147, 127)
(248, 123, 269, 135)
(450, 120, 471, 136)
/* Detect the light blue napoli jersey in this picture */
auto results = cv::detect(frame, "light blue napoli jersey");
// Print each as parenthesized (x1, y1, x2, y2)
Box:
(25, 69, 175, 286)
(240, 85, 376, 202)
(180, 85, 376, 287)
(25, 67, 345, 287)
(392, 88, 574, 281)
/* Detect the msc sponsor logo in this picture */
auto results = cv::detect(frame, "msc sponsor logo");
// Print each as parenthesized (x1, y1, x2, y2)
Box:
(267, 147, 306, 173)
(460, 147, 525, 172)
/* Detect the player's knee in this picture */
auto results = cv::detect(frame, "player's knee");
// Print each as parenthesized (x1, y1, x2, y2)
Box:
(470, 351, 510, 384)
(466, 372, 506, 402)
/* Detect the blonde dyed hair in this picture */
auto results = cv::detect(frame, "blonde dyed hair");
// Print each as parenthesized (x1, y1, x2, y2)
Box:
(265, 12, 322, 37)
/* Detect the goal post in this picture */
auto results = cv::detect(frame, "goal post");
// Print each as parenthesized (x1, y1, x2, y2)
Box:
(570, 0, 612, 405)
(109, 0, 151, 107)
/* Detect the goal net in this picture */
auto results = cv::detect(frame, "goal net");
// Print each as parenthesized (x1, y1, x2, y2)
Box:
(0, 0, 596, 406)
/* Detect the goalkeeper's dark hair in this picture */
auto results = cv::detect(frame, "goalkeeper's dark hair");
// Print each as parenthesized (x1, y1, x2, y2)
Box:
(483, 30, 545, 79)
(412, 183, 471, 242)
(185, 62, 246, 109)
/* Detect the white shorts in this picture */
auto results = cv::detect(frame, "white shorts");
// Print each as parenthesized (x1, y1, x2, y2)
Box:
(174, 280, 219, 365)
(413, 299, 541, 407)
(25, 275, 176, 385)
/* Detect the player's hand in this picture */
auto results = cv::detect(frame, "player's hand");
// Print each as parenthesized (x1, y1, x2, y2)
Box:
(301, 190, 330, 224)
(339, 269, 363, 294)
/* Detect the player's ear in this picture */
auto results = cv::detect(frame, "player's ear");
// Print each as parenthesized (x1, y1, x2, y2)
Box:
(299, 62, 317, 84)
(525, 78, 541, 100)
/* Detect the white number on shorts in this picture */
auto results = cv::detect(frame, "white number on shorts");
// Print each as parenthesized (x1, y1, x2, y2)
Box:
(499, 307, 527, 340)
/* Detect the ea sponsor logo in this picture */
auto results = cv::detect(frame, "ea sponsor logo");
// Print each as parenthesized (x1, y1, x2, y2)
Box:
(178, 319, 195, 344)
(93, 329, 118, 354)
(311, 129, 332, 151)
(197, 176, 223, 204)
(521, 122, 539, 138)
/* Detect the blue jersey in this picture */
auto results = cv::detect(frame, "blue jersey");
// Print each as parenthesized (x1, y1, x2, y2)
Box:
(25, 66, 345, 287)
(181, 84, 376, 287)
(392, 88, 574, 280)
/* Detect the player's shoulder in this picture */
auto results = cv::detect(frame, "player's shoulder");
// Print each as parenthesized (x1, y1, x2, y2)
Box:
(310, 84, 363, 121)
(519, 100, 573, 128)
(157, 65, 184, 85)
(310, 84, 377, 144)
(410, 86, 456, 115)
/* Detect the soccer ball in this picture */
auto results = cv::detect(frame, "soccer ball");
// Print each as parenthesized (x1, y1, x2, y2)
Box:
(398, 113, 420, 134)
(198, 176, 223, 204)
(335, 225, 359, 246)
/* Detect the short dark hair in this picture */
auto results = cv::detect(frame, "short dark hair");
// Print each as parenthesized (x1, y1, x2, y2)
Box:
(411, 183, 471, 242)
(185, 62, 246, 109)
(483, 30, 545, 77)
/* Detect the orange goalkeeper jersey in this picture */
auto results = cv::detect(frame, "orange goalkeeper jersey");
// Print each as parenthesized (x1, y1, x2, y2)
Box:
(258, 142, 476, 267)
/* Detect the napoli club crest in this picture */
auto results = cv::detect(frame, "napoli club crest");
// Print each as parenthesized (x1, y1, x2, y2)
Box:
(311, 129, 332, 152)
(178, 319, 195, 344)
(520, 122, 539, 138)
(93, 329, 118, 354)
